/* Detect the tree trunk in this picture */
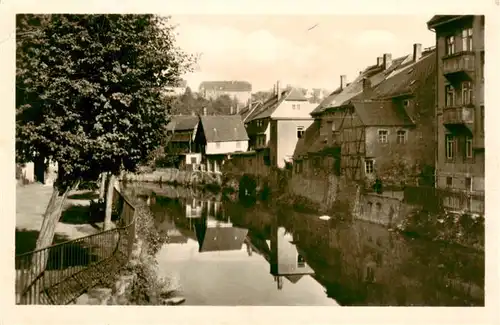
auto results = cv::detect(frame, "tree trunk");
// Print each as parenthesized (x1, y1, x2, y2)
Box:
(99, 172, 107, 200)
(22, 180, 78, 304)
(104, 174, 117, 231)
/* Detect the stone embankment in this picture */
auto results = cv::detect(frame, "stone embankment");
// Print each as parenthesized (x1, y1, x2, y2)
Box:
(122, 168, 222, 188)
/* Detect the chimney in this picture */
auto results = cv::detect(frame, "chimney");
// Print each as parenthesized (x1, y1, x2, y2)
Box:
(363, 78, 371, 91)
(413, 43, 422, 62)
(377, 57, 383, 66)
(340, 75, 347, 90)
(203, 107, 207, 116)
(383, 53, 392, 70)
(249, 100, 253, 110)
(276, 80, 281, 100)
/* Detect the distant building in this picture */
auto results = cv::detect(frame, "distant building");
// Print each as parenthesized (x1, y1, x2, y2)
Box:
(427, 15, 485, 215)
(163, 79, 188, 97)
(199, 80, 252, 105)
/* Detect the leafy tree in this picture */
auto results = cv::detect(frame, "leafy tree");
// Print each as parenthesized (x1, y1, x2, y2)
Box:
(252, 90, 273, 103)
(211, 94, 239, 115)
(16, 14, 195, 267)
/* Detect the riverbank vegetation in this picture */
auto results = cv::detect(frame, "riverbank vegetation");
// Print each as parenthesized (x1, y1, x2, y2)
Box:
(119, 188, 181, 305)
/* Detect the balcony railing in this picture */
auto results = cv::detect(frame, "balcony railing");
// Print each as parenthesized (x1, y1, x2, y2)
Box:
(442, 52, 475, 76)
(443, 106, 474, 125)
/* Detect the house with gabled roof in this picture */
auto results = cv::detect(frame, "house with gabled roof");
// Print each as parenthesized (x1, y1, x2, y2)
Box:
(291, 44, 436, 212)
(194, 114, 249, 172)
(165, 115, 202, 168)
(240, 81, 317, 169)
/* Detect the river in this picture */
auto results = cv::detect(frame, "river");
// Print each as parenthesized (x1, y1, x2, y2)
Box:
(126, 183, 484, 306)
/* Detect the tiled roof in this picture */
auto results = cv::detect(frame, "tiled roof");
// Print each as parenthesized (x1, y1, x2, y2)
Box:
(166, 115, 199, 132)
(362, 49, 436, 99)
(199, 115, 249, 142)
(245, 90, 288, 121)
(196, 227, 249, 252)
(427, 15, 463, 28)
(293, 120, 321, 159)
(246, 87, 307, 121)
(311, 55, 408, 115)
(199, 80, 252, 92)
(239, 101, 263, 122)
(352, 100, 414, 126)
(286, 88, 308, 101)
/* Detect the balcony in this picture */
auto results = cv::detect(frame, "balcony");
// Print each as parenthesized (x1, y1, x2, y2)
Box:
(443, 106, 474, 133)
(442, 52, 475, 80)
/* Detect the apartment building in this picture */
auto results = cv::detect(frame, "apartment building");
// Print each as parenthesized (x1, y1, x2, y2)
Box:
(427, 15, 485, 215)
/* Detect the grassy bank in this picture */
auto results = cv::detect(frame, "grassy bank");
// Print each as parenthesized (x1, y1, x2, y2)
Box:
(117, 188, 181, 305)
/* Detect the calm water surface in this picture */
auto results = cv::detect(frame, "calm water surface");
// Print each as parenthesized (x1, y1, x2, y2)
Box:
(128, 183, 484, 306)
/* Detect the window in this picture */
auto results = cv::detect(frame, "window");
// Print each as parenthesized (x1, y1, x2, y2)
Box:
(292, 104, 296, 110)
(462, 28, 473, 51)
(375, 202, 382, 218)
(365, 159, 374, 174)
(462, 81, 473, 105)
(446, 35, 455, 55)
(216, 142, 221, 149)
(297, 255, 305, 268)
(403, 99, 410, 107)
(378, 130, 388, 143)
(396, 130, 407, 144)
(481, 52, 485, 80)
(445, 85, 456, 107)
(465, 136, 473, 158)
(297, 126, 305, 139)
(481, 106, 485, 134)
(191, 157, 197, 164)
(465, 177, 472, 191)
(446, 176, 453, 187)
(296, 104, 300, 110)
(445, 134, 455, 159)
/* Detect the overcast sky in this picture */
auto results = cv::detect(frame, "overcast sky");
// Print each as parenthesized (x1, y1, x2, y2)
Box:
(170, 15, 436, 92)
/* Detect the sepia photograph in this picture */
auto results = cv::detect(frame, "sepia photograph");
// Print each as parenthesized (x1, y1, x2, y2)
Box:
(4, 2, 498, 324)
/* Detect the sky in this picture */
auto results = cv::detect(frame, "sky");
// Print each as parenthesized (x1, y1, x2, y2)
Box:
(169, 15, 436, 92)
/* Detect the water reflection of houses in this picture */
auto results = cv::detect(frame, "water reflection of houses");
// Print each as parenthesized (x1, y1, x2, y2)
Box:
(270, 227, 315, 290)
(188, 199, 248, 253)
(279, 212, 484, 306)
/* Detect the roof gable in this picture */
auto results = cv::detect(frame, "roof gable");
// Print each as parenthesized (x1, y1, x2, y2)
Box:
(166, 115, 199, 132)
(352, 100, 414, 126)
(246, 90, 288, 121)
(199, 115, 249, 142)
(197, 227, 249, 252)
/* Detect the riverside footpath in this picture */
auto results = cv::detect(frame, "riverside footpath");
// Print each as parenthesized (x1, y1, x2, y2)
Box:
(16, 183, 100, 255)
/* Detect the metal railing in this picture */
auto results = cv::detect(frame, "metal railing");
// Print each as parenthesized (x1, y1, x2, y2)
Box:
(15, 186, 136, 305)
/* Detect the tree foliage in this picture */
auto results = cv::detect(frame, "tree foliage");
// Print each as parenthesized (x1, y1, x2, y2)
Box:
(16, 14, 196, 191)
(168, 87, 240, 116)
